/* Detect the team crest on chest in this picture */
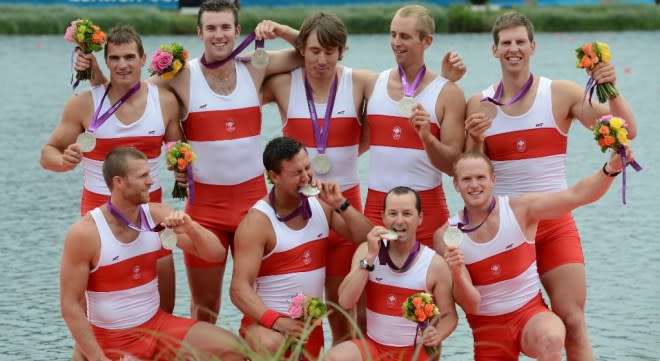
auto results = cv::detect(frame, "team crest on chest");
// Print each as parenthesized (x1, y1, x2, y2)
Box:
(226, 119, 236, 133)
(132, 265, 142, 280)
(392, 126, 402, 141)
(302, 249, 312, 265)
(490, 263, 501, 276)
(386, 294, 398, 308)
(516, 138, 526, 153)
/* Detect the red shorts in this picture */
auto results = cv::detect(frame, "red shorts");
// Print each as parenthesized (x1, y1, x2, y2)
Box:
(81, 187, 171, 258)
(184, 175, 266, 267)
(365, 186, 448, 248)
(326, 185, 362, 277)
(92, 309, 197, 360)
(239, 315, 324, 360)
(351, 336, 431, 361)
(535, 213, 583, 274)
(466, 293, 549, 361)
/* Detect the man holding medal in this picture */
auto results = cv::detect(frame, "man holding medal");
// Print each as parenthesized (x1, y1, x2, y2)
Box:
(363, 4, 467, 250)
(463, 12, 637, 360)
(41, 26, 181, 316)
(325, 186, 457, 361)
(435, 148, 633, 361)
(60, 147, 244, 361)
(229, 136, 373, 360)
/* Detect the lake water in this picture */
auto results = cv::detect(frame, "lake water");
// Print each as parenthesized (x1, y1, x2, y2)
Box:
(0, 31, 658, 360)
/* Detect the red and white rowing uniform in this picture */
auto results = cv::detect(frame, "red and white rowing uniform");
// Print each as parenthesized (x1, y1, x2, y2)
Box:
(365, 70, 449, 247)
(81, 83, 164, 216)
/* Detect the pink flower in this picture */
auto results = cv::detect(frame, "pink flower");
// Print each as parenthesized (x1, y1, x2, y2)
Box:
(166, 141, 176, 151)
(288, 293, 305, 319)
(151, 50, 173, 73)
(64, 20, 81, 42)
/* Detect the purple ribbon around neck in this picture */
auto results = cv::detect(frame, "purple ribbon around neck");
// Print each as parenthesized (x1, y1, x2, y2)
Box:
(303, 73, 339, 155)
(378, 239, 421, 272)
(458, 197, 497, 233)
(617, 147, 643, 205)
(398, 64, 426, 97)
(481, 73, 534, 106)
(269, 187, 312, 222)
(87, 82, 142, 133)
(200, 32, 257, 69)
(106, 200, 163, 232)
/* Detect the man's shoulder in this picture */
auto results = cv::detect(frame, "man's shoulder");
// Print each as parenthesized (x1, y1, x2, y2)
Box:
(66, 212, 98, 242)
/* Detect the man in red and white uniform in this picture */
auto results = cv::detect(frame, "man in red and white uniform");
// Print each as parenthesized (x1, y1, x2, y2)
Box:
(262, 12, 375, 343)
(437, 150, 633, 361)
(60, 147, 243, 361)
(41, 26, 181, 313)
(464, 12, 637, 360)
(230, 137, 373, 360)
(325, 186, 457, 361)
(364, 5, 466, 248)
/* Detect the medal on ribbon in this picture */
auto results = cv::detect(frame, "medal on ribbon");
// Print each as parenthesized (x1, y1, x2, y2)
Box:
(443, 225, 463, 247)
(397, 64, 426, 117)
(200, 32, 260, 69)
(78, 82, 141, 152)
(251, 39, 269, 69)
(106, 201, 176, 250)
(480, 73, 534, 119)
(304, 73, 338, 175)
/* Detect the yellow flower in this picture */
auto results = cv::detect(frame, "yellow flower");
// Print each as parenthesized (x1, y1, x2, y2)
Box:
(609, 117, 624, 130)
(162, 71, 174, 80)
(596, 42, 612, 63)
(76, 33, 85, 43)
(616, 131, 629, 145)
(172, 59, 182, 73)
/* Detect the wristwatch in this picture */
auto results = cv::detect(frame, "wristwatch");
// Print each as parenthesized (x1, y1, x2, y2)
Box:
(359, 258, 375, 272)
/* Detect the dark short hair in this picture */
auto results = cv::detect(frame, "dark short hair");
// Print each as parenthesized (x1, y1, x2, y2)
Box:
(103, 147, 147, 190)
(452, 151, 495, 178)
(104, 25, 144, 59)
(296, 12, 348, 60)
(492, 12, 534, 45)
(263, 136, 306, 175)
(198, 0, 240, 29)
(384, 186, 421, 214)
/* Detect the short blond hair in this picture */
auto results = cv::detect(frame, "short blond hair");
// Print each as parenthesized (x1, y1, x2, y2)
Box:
(394, 4, 435, 40)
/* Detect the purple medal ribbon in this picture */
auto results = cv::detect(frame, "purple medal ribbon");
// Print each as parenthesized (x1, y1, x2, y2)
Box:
(200, 32, 257, 69)
(268, 187, 312, 222)
(186, 164, 195, 204)
(303, 73, 339, 156)
(458, 197, 497, 233)
(398, 64, 426, 97)
(378, 239, 421, 272)
(106, 201, 163, 233)
(481, 73, 534, 106)
(70, 48, 81, 90)
(87, 82, 142, 133)
(413, 318, 431, 354)
(617, 148, 643, 205)
(583, 77, 598, 107)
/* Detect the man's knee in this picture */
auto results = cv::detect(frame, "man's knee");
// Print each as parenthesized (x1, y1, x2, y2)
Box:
(247, 329, 286, 356)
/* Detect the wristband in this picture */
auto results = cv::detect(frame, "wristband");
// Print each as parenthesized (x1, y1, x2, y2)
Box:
(334, 199, 350, 214)
(602, 162, 621, 177)
(259, 309, 281, 329)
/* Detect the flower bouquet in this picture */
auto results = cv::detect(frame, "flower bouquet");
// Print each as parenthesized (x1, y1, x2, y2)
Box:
(402, 292, 439, 356)
(64, 19, 106, 86)
(165, 141, 196, 201)
(149, 42, 189, 80)
(287, 293, 328, 360)
(593, 115, 642, 204)
(575, 41, 618, 104)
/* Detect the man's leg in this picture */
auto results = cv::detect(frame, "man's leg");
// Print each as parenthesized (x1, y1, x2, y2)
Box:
(185, 264, 225, 323)
(325, 340, 364, 361)
(180, 322, 245, 361)
(326, 275, 355, 345)
(243, 323, 288, 358)
(157, 254, 175, 313)
(521, 311, 565, 361)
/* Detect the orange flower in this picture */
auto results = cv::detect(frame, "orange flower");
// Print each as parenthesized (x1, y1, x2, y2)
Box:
(604, 136, 615, 146)
(177, 158, 187, 170)
(412, 297, 423, 307)
(598, 125, 610, 135)
(415, 308, 427, 322)
(424, 303, 435, 317)
(92, 31, 105, 44)
(580, 43, 599, 68)
(184, 151, 193, 162)
(182, 49, 189, 61)
(598, 138, 607, 148)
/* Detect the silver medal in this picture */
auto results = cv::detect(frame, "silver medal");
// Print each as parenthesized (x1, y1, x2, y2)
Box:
(381, 229, 399, 241)
(160, 228, 178, 250)
(397, 96, 416, 117)
(444, 226, 463, 247)
(312, 154, 332, 175)
(300, 184, 321, 197)
(251, 48, 269, 69)
(76, 131, 96, 153)
(479, 101, 498, 120)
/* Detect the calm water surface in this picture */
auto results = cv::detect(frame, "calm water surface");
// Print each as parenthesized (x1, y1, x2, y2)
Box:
(1, 31, 658, 360)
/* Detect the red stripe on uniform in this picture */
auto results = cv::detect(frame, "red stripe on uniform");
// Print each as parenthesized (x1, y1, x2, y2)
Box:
(184, 107, 261, 141)
(485, 128, 567, 161)
(87, 251, 160, 292)
(258, 238, 327, 276)
(366, 280, 423, 317)
(284, 117, 361, 147)
(466, 242, 536, 286)
(85, 136, 163, 161)
(367, 115, 440, 150)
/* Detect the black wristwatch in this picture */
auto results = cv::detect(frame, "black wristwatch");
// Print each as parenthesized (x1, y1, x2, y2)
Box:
(335, 199, 351, 214)
(359, 258, 375, 272)
(602, 162, 621, 177)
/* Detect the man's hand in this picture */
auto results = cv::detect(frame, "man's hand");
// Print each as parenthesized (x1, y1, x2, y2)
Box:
(423, 322, 442, 348)
(160, 211, 193, 235)
(61, 143, 84, 171)
(443, 246, 466, 276)
(317, 180, 344, 209)
(410, 104, 432, 140)
(587, 62, 617, 86)
(465, 111, 493, 143)
(441, 51, 466, 83)
(273, 317, 305, 337)
(254, 20, 289, 40)
(365, 226, 389, 262)
(74, 49, 97, 73)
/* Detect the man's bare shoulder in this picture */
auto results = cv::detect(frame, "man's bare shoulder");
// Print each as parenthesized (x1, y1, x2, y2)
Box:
(65, 213, 99, 250)
(235, 204, 273, 241)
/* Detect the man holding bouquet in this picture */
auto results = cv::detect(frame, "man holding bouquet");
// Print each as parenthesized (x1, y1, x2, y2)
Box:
(436, 148, 633, 361)
(463, 12, 637, 360)
(325, 186, 457, 361)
